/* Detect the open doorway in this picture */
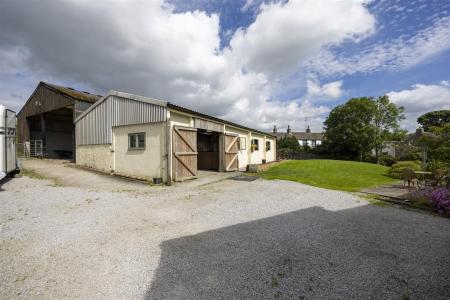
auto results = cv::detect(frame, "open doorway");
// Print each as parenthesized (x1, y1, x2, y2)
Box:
(197, 129, 220, 171)
(27, 107, 74, 159)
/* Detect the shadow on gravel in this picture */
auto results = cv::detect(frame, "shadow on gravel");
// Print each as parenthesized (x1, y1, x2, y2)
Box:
(0, 176, 14, 191)
(145, 206, 450, 300)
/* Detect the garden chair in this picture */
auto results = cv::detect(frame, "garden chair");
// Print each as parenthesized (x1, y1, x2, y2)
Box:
(402, 167, 419, 188)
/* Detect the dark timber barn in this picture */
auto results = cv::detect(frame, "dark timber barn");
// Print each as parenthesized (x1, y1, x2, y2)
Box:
(17, 82, 100, 159)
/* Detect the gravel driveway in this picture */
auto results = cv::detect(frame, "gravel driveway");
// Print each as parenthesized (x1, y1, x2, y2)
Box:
(1, 162, 449, 299)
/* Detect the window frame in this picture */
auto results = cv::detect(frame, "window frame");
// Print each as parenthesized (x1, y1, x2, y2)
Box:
(251, 138, 259, 151)
(238, 137, 246, 150)
(266, 141, 271, 151)
(128, 132, 146, 150)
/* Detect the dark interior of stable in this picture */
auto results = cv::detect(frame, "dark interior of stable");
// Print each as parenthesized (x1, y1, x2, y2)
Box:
(197, 129, 220, 171)
(27, 107, 74, 159)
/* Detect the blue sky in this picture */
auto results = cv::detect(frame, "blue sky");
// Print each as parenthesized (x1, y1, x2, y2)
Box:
(1, 0, 449, 132)
(172, 0, 450, 106)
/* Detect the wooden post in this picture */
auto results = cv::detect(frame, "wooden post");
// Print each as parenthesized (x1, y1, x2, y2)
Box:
(40, 113, 46, 157)
(72, 105, 76, 163)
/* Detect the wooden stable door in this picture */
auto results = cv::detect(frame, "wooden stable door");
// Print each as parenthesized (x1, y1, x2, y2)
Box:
(224, 133, 239, 171)
(173, 126, 198, 181)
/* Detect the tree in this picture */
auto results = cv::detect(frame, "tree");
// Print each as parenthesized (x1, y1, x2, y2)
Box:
(277, 135, 301, 151)
(324, 97, 376, 161)
(323, 96, 404, 162)
(372, 95, 405, 164)
(417, 110, 450, 132)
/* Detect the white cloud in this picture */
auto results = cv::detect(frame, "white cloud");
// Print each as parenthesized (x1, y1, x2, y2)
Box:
(0, 0, 374, 131)
(306, 78, 344, 100)
(388, 82, 450, 131)
(309, 15, 450, 76)
(228, 0, 375, 76)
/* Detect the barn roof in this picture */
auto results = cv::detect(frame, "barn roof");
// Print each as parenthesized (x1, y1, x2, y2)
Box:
(17, 81, 102, 117)
(43, 82, 101, 103)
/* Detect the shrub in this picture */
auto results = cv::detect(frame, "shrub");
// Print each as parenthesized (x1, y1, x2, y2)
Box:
(388, 161, 421, 179)
(379, 154, 397, 167)
(410, 187, 450, 213)
(425, 159, 448, 172)
(429, 188, 450, 213)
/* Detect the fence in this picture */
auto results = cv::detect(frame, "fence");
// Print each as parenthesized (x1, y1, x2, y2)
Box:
(17, 140, 47, 158)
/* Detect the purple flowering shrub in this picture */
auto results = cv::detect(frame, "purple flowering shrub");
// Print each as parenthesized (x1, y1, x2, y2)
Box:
(428, 188, 450, 213)
(410, 187, 450, 213)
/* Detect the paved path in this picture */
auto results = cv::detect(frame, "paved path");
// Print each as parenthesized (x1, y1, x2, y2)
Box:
(0, 160, 449, 299)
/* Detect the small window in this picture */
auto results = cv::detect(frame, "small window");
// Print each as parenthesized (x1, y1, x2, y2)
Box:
(251, 139, 259, 151)
(302, 139, 307, 146)
(238, 137, 246, 150)
(266, 141, 271, 151)
(312, 140, 316, 147)
(129, 132, 145, 150)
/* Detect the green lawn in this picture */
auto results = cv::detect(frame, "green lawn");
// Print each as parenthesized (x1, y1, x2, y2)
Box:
(258, 159, 398, 192)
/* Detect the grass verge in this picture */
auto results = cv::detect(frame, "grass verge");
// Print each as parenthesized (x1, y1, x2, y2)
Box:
(21, 168, 64, 186)
(257, 159, 398, 192)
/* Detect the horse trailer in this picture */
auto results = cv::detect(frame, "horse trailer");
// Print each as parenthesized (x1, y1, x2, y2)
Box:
(0, 104, 19, 180)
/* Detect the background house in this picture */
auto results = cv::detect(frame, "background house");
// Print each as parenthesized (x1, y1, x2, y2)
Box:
(272, 125, 324, 147)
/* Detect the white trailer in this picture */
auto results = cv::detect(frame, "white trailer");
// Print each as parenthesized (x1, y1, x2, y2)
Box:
(0, 104, 19, 180)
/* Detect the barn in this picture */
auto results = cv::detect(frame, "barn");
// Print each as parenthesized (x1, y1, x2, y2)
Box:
(17, 82, 100, 158)
(74, 90, 276, 183)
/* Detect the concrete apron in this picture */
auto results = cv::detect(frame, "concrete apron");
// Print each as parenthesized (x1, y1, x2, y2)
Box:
(174, 170, 241, 188)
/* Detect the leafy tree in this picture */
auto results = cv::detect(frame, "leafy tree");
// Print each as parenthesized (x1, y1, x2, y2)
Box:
(429, 123, 450, 162)
(277, 134, 301, 151)
(408, 113, 450, 164)
(324, 97, 376, 161)
(417, 110, 450, 132)
(387, 128, 408, 141)
(372, 95, 405, 163)
(323, 96, 404, 162)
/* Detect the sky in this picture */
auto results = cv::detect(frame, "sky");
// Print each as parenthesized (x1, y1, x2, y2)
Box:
(1, 0, 449, 133)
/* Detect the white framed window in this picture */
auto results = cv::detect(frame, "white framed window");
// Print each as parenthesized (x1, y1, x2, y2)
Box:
(238, 137, 246, 150)
(251, 139, 259, 151)
(266, 141, 271, 151)
(128, 132, 145, 150)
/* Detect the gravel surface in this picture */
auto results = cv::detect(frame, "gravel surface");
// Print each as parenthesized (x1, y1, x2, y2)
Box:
(0, 164, 449, 299)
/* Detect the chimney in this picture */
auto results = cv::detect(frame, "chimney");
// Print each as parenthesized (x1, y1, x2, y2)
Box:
(287, 125, 291, 134)
(306, 125, 311, 133)
(273, 125, 277, 133)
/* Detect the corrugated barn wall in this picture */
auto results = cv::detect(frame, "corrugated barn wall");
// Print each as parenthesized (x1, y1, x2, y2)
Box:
(75, 95, 167, 145)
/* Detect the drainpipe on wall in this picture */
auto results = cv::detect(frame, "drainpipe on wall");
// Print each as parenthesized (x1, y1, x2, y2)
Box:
(165, 111, 172, 185)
